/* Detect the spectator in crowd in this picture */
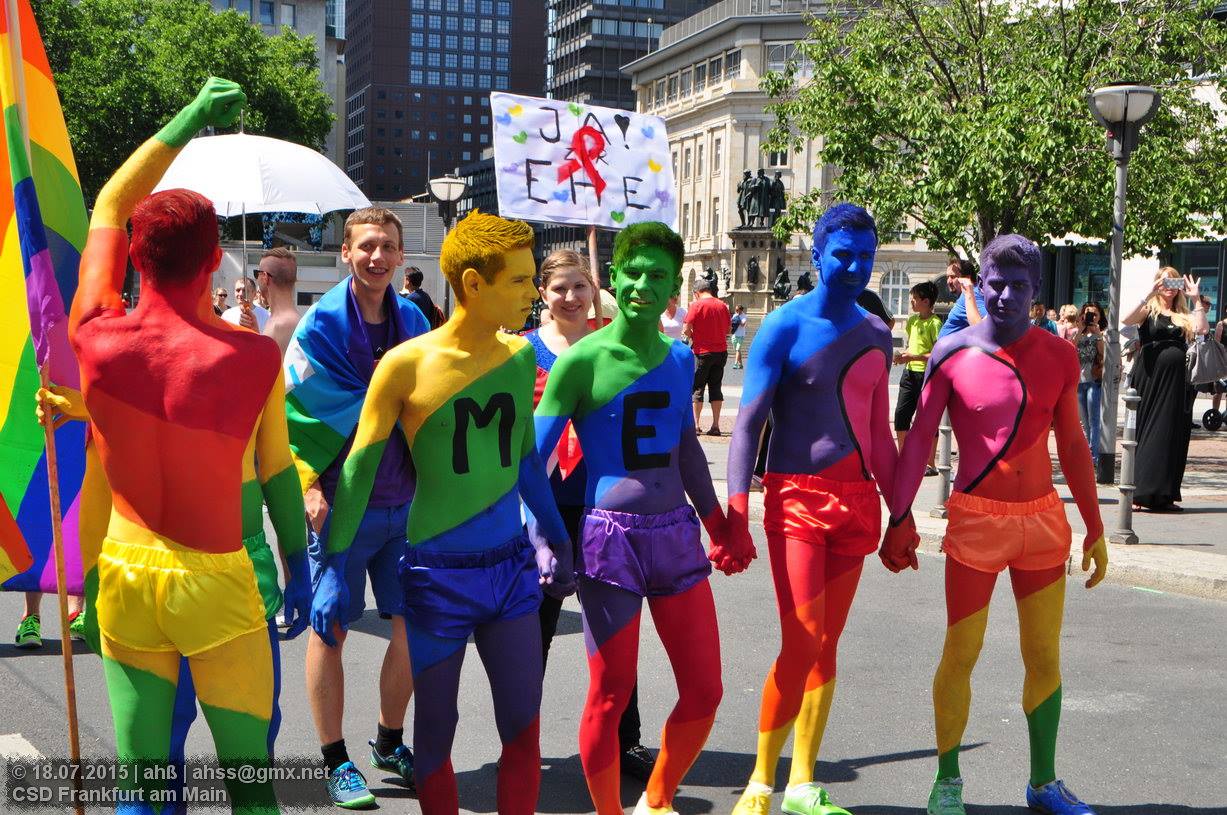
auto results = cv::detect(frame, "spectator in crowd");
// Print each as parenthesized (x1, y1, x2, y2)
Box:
(1030, 302, 1059, 334)
(1072, 302, 1106, 457)
(731, 305, 749, 369)
(937, 257, 983, 338)
(857, 286, 896, 331)
(1057, 304, 1080, 341)
(1046, 307, 1059, 324)
(661, 295, 687, 340)
(1123, 267, 1208, 511)
(399, 266, 441, 328)
(894, 281, 941, 474)
(258, 247, 301, 355)
(1207, 301, 1227, 416)
(212, 286, 228, 316)
(222, 275, 271, 331)
(684, 277, 731, 435)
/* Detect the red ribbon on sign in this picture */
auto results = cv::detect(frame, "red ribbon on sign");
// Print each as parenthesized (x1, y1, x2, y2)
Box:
(557, 125, 606, 199)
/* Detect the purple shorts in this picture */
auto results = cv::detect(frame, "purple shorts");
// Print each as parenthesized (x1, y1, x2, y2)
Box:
(579, 505, 711, 598)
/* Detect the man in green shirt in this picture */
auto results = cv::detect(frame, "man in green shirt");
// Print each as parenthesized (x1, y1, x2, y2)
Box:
(894, 281, 942, 474)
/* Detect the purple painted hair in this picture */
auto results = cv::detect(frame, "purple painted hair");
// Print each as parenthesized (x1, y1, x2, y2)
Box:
(980, 234, 1041, 285)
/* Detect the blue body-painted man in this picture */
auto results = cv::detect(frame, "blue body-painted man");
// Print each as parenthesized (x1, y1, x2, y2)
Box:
(727, 204, 913, 815)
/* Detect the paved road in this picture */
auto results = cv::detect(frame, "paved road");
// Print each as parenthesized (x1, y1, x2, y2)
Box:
(2, 521, 1224, 814)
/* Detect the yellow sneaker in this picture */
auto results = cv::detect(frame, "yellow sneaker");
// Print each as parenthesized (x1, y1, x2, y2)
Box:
(732, 784, 773, 815)
(632, 792, 677, 815)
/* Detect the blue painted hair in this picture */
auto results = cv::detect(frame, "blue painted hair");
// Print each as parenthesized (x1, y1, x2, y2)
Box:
(980, 234, 1041, 286)
(812, 203, 878, 255)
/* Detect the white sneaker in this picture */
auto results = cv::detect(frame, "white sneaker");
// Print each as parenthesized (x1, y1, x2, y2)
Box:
(632, 792, 678, 815)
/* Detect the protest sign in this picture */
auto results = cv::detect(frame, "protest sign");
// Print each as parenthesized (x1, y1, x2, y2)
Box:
(491, 92, 677, 230)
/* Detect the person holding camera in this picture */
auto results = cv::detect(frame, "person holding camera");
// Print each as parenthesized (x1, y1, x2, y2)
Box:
(1122, 267, 1209, 511)
(1072, 303, 1107, 456)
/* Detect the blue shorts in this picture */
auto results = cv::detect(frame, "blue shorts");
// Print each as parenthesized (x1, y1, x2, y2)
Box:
(399, 534, 541, 642)
(308, 503, 409, 623)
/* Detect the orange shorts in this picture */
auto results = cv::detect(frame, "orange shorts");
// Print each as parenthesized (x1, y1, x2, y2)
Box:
(762, 472, 881, 557)
(944, 490, 1072, 573)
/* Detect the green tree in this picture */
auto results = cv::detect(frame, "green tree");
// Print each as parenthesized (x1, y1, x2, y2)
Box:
(35, 0, 334, 204)
(764, 0, 1227, 257)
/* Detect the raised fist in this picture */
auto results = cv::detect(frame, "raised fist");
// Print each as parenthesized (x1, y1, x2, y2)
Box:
(189, 77, 246, 130)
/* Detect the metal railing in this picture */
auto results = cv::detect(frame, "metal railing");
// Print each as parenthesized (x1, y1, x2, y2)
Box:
(660, 0, 828, 49)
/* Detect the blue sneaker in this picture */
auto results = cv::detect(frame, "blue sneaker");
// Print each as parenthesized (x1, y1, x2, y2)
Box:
(368, 739, 415, 790)
(1026, 780, 1096, 815)
(326, 761, 375, 809)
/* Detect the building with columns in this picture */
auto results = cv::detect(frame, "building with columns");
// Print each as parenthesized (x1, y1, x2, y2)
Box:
(624, 0, 947, 326)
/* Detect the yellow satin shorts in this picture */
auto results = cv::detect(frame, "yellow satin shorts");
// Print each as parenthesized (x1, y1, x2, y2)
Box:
(97, 536, 266, 656)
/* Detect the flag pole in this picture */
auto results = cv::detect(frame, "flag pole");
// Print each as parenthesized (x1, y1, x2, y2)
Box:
(37, 359, 85, 815)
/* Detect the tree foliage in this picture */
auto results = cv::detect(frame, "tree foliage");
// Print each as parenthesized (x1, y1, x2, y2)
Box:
(764, 0, 1227, 257)
(35, 0, 334, 204)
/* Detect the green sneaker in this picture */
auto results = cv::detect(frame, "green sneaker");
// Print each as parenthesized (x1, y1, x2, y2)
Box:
(927, 776, 966, 815)
(325, 761, 375, 809)
(68, 610, 86, 642)
(15, 614, 41, 649)
(368, 739, 414, 790)
(782, 782, 852, 815)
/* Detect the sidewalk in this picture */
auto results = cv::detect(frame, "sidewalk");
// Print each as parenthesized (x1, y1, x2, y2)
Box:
(697, 426, 1227, 602)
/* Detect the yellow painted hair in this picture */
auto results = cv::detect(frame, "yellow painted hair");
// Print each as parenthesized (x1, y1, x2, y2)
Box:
(440, 210, 534, 302)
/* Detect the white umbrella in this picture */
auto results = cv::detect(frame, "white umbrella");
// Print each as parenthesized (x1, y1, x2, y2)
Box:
(153, 133, 370, 216)
(154, 132, 370, 274)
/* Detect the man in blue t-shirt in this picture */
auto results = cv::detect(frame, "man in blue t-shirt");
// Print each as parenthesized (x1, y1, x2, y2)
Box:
(938, 257, 985, 339)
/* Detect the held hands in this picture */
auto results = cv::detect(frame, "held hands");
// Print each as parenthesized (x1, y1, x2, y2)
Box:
(310, 551, 349, 647)
(878, 513, 920, 573)
(1082, 534, 1108, 589)
(708, 514, 757, 576)
(281, 551, 312, 640)
(35, 384, 89, 429)
(542, 538, 576, 600)
(304, 482, 330, 534)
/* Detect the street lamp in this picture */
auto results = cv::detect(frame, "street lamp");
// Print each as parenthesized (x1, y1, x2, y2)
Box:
(428, 172, 468, 315)
(1085, 83, 1160, 486)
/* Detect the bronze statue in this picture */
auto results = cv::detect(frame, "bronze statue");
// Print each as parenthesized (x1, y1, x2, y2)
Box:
(736, 170, 753, 228)
(703, 265, 718, 291)
(746, 255, 761, 287)
(769, 171, 787, 226)
(772, 258, 791, 300)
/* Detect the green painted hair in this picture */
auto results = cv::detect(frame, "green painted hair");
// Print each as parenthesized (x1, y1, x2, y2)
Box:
(611, 222, 684, 274)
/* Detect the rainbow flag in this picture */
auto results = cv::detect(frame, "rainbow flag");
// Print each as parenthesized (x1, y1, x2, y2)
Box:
(0, 0, 87, 591)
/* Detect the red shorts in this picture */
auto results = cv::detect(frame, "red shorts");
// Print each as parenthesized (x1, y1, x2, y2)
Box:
(762, 472, 882, 557)
(944, 490, 1072, 573)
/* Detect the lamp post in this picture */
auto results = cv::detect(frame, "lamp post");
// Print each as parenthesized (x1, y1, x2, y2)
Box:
(428, 171, 468, 316)
(1085, 83, 1160, 484)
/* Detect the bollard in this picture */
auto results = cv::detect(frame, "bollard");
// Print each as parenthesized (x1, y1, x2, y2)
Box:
(1110, 388, 1140, 545)
(930, 409, 952, 520)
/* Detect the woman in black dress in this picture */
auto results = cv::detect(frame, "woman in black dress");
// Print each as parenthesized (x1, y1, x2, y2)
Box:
(1122, 267, 1209, 511)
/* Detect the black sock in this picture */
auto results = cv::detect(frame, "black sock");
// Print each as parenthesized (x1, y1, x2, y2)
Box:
(321, 739, 349, 773)
(374, 724, 404, 756)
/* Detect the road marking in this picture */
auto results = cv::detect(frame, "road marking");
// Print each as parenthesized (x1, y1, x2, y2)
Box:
(0, 733, 42, 758)
(1132, 586, 1164, 594)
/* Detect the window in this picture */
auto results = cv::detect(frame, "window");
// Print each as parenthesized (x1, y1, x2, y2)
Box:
(693, 63, 706, 92)
(713, 138, 722, 171)
(697, 144, 704, 177)
(428, 53, 441, 67)
(695, 201, 703, 237)
(480, 37, 492, 50)
(767, 150, 788, 167)
(446, 34, 459, 49)
(680, 69, 692, 97)
(446, 16, 459, 30)
(445, 53, 458, 68)
(494, 76, 509, 90)
(711, 198, 721, 234)
(428, 33, 441, 47)
(280, 2, 295, 27)
(428, 14, 441, 28)
(667, 74, 679, 102)
(429, 130, 438, 141)
(410, 70, 424, 83)
(878, 265, 911, 318)
(654, 80, 665, 106)
(463, 36, 475, 51)
(496, 20, 509, 33)
(671, 151, 678, 176)
(766, 42, 793, 73)
(258, 1, 274, 25)
(411, 31, 424, 46)
(411, 52, 424, 66)
(427, 70, 441, 85)
(234, 0, 253, 15)
(480, 18, 493, 32)
(411, 13, 424, 27)
(681, 203, 690, 238)
(497, 1, 511, 14)
(463, 132, 473, 142)
(683, 148, 691, 178)
(496, 57, 509, 72)
(725, 49, 741, 78)
(709, 56, 723, 83)
(480, 55, 492, 71)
